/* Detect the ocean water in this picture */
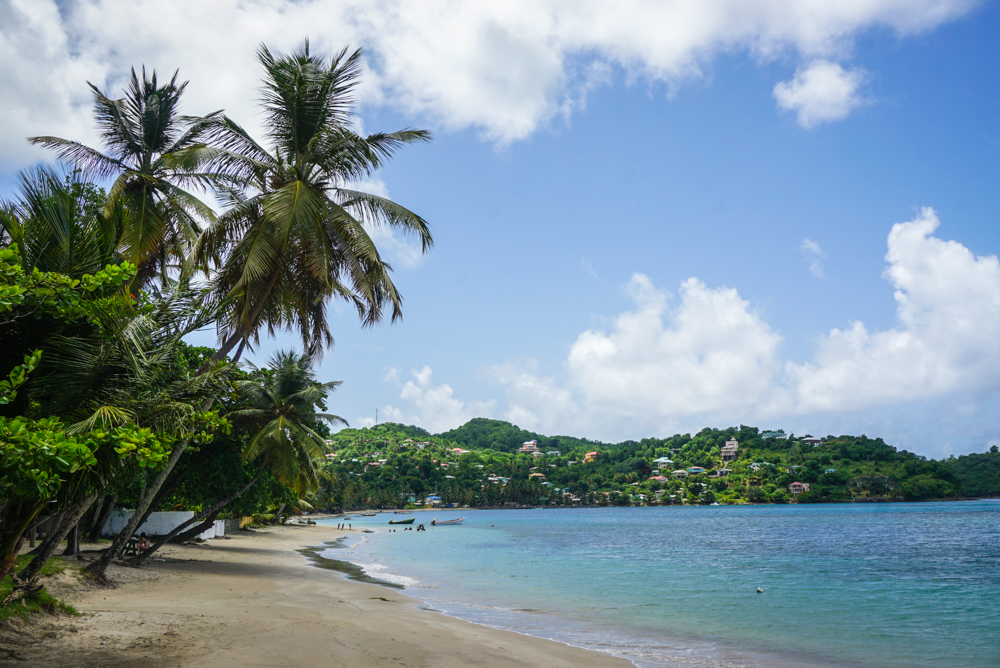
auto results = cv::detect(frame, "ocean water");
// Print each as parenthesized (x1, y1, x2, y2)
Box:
(316, 501, 1000, 668)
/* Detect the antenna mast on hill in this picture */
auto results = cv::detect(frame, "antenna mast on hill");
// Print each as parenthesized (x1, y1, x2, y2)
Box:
(375, 408, 378, 425)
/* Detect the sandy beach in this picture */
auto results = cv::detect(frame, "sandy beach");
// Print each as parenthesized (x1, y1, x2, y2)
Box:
(1, 524, 630, 668)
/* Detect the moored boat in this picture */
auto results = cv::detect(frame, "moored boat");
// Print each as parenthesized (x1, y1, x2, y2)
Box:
(431, 518, 464, 526)
(388, 517, 415, 525)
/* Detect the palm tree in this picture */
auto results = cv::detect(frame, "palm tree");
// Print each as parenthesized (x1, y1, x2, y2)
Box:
(134, 350, 343, 557)
(232, 350, 345, 496)
(192, 42, 432, 366)
(29, 68, 225, 288)
(0, 166, 122, 277)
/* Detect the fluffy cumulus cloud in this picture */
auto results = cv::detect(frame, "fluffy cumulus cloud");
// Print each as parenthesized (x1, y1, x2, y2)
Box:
(787, 208, 1000, 412)
(368, 208, 1000, 454)
(773, 60, 869, 127)
(0, 0, 975, 169)
(367, 366, 496, 433)
(490, 209, 1000, 441)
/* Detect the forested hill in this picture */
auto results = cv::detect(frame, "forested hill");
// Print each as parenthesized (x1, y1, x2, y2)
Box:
(438, 417, 607, 453)
(316, 420, 971, 510)
(946, 449, 1000, 497)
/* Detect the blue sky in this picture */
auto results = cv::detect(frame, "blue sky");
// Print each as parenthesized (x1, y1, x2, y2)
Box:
(2, 0, 999, 458)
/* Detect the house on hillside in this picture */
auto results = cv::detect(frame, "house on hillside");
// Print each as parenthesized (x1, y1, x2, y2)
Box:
(687, 467, 706, 474)
(584, 451, 600, 463)
(653, 456, 674, 468)
(721, 439, 739, 462)
(648, 475, 668, 482)
(789, 482, 810, 495)
(673, 469, 689, 479)
(529, 472, 546, 480)
(761, 431, 788, 440)
(801, 437, 821, 446)
(519, 440, 540, 453)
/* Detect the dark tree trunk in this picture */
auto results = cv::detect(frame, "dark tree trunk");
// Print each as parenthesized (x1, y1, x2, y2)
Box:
(131, 456, 196, 532)
(139, 458, 268, 560)
(61, 522, 79, 556)
(84, 495, 104, 537)
(87, 493, 116, 543)
(87, 439, 190, 578)
(27, 511, 65, 556)
(173, 510, 221, 543)
(18, 495, 97, 583)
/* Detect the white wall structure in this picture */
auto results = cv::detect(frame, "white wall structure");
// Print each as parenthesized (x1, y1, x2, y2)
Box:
(102, 510, 225, 540)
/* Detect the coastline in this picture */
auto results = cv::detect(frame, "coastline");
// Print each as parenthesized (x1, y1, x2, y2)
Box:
(4, 524, 632, 668)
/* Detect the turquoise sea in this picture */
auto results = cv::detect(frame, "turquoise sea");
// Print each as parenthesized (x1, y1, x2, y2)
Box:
(316, 501, 1000, 668)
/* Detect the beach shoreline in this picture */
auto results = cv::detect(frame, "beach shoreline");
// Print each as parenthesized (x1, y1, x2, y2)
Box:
(2, 523, 632, 668)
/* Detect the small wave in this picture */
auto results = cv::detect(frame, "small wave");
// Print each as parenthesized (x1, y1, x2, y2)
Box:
(354, 562, 421, 588)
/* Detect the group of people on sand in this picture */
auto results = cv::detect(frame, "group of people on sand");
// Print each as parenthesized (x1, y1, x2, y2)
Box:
(337, 523, 351, 530)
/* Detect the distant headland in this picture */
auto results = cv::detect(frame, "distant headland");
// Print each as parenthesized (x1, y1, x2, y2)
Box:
(320, 418, 1000, 509)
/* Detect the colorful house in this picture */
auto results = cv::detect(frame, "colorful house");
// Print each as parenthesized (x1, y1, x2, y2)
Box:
(584, 451, 600, 463)
(789, 482, 810, 495)
(519, 440, 540, 453)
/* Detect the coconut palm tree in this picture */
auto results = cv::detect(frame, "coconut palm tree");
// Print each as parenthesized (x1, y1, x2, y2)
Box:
(192, 42, 432, 367)
(0, 166, 122, 277)
(134, 349, 344, 558)
(231, 349, 345, 496)
(29, 68, 226, 288)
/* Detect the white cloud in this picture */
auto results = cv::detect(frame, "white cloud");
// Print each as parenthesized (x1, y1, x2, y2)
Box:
(0, 0, 975, 169)
(788, 207, 1000, 411)
(376, 366, 496, 433)
(492, 209, 1000, 440)
(773, 60, 869, 127)
(800, 238, 827, 278)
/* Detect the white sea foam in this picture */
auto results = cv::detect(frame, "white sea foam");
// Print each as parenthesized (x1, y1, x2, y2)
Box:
(354, 561, 421, 588)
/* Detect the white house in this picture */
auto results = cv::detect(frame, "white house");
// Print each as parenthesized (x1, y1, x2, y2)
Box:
(721, 439, 739, 462)
(519, 440, 540, 453)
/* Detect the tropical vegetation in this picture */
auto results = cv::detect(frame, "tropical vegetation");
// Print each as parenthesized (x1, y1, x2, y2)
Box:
(315, 419, 968, 510)
(0, 40, 431, 610)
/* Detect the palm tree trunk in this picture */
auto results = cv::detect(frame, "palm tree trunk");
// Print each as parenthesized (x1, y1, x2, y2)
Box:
(86, 439, 189, 579)
(61, 522, 80, 556)
(84, 495, 104, 538)
(17, 494, 97, 583)
(87, 493, 117, 543)
(138, 458, 268, 560)
(197, 267, 281, 374)
(27, 510, 66, 556)
(173, 510, 222, 543)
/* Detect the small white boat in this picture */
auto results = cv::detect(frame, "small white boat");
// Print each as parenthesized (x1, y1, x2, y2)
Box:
(431, 518, 464, 526)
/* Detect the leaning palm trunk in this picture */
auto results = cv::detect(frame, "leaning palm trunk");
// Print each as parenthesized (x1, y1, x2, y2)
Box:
(87, 493, 117, 543)
(138, 458, 267, 560)
(86, 439, 189, 579)
(17, 494, 97, 583)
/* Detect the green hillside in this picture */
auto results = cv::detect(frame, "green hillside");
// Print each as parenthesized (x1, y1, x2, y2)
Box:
(314, 420, 966, 510)
(946, 448, 1000, 497)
